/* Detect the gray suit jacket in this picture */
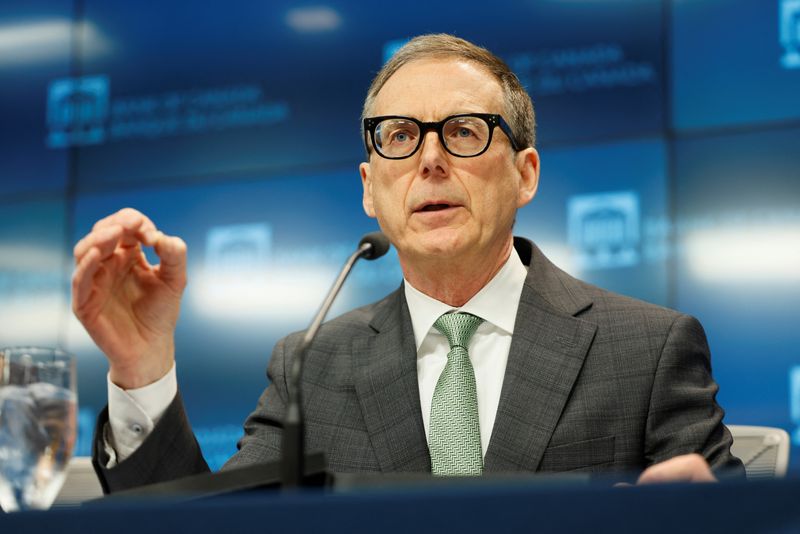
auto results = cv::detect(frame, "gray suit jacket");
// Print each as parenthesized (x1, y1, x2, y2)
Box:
(93, 238, 743, 492)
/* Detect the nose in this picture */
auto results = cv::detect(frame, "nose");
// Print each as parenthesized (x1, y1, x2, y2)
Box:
(417, 130, 449, 179)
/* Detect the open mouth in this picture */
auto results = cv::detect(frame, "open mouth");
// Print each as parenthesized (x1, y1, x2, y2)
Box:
(418, 203, 453, 212)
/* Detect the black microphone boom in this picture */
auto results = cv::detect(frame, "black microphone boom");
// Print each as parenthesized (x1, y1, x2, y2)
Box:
(281, 232, 390, 488)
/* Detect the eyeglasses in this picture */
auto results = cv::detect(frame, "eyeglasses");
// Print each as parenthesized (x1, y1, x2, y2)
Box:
(363, 113, 522, 160)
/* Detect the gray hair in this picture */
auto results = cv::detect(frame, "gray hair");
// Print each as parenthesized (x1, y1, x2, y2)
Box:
(361, 33, 535, 150)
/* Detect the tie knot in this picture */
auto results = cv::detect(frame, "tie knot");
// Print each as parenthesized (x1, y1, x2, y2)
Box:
(433, 312, 484, 350)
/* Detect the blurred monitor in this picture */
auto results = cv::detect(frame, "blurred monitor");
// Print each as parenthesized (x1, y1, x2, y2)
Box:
(674, 126, 800, 466)
(0, 0, 72, 195)
(517, 137, 669, 307)
(672, 0, 800, 131)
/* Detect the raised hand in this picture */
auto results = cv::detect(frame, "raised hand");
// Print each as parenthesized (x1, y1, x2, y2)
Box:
(72, 208, 188, 389)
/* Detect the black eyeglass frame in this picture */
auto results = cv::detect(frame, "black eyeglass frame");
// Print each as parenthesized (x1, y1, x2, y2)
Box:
(363, 113, 523, 160)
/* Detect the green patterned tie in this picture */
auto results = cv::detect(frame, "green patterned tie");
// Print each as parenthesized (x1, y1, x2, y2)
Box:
(429, 312, 484, 476)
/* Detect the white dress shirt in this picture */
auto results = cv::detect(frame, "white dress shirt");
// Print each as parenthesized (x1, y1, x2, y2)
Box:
(107, 248, 528, 464)
(105, 362, 177, 465)
(404, 247, 527, 456)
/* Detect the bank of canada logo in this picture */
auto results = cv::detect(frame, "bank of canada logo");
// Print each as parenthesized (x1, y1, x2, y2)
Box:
(781, 0, 800, 69)
(567, 191, 640, 270)
(205, 223, 273, 272)
(46, 75, 109, 148)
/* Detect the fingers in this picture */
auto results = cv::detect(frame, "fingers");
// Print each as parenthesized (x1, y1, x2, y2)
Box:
(72, 246, 102, 312)
(72, 209, 160, 314)
(92, 207, 157, 236)
(75, 208, 158, 262)
(92, 225, 124, 261)
(153, 232, 188, 290)
(72, 241, 139, 313)
(636, 454, 717, 485)
(72, 223, 128, 312)
(72, 208, 187, 299)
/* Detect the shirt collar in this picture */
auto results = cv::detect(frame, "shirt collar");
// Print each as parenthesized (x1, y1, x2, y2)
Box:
(403, 246, 528, 351)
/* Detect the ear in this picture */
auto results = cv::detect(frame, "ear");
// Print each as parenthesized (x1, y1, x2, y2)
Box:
(360, 162, 376, 218)
(515, 147, 540, 208)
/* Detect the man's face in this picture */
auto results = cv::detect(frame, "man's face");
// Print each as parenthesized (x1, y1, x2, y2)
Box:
(360, 59, 539, 267)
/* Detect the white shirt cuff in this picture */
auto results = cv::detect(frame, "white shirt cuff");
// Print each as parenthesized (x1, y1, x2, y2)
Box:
(105, 363, 178, 466)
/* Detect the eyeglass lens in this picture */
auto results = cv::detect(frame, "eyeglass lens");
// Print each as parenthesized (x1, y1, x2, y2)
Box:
(374, 116, 490, 158)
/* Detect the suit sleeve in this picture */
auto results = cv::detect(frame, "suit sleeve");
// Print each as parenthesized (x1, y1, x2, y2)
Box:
(220, 335, 292, 470)
(92, 391, 209, 493)
(91, 335, 296, 492)
(643, 314, 745, 477)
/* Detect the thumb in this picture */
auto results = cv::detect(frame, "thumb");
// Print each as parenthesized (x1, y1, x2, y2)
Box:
(153, 231, 188, 290)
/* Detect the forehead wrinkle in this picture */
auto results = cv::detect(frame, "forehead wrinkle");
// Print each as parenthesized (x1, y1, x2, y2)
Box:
(371, 59, 504, 121)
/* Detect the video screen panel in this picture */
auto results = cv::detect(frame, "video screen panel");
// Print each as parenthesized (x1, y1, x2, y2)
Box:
(0, 198, 68, 349)
(516, 137, 669, 307)
(67, 169, 400, 467)
(672, 0, 800, 131)
(673, 126, 800, 469)
(72, 1, 372, 190)
(492, 0, 664, 146)
(0, 0, 71, 196)
(0, 199, 98, 454)
(68, 0, 663, 191)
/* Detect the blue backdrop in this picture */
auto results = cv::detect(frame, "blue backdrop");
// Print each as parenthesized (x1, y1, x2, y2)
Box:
(1, 0, 798, 471)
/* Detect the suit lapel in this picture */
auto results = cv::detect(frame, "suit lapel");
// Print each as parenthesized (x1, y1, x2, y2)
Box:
(484, 241, 597, 473)
(353, 288, 431, 472)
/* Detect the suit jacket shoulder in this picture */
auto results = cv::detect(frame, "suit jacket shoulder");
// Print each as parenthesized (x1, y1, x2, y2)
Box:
(498, 237, 742, 475)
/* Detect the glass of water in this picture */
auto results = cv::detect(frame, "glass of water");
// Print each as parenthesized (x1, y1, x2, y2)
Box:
(0, 347, 77, 512)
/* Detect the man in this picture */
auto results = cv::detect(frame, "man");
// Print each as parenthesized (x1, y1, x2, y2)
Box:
(72, 34, 742, 492)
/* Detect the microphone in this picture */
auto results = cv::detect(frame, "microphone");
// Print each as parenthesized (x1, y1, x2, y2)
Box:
(359, 231, 390, 260)
(281, 232, 391, 488)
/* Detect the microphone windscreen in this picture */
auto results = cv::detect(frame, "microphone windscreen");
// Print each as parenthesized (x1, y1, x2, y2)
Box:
(359, 232, 391, 260)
